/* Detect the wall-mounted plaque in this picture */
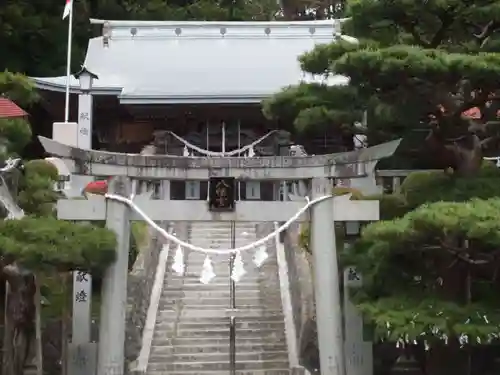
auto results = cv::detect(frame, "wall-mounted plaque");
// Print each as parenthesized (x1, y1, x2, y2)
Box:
(209, 177, 235, 212)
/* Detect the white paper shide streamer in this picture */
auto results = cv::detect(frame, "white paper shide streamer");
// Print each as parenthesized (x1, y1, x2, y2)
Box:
(200, 256, 216, 284)
(172, 244, 185, 276)
(246, 146, 255, 158)
(105, 193, 333, 284)
(171, 243, 270, 284)
(231, 252, 246, 283)
(253, 245, 268, 267)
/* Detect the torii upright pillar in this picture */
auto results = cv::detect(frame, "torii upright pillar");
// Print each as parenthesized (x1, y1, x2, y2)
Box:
(310, 177, 345, 375)
(97, 177, 131, 375)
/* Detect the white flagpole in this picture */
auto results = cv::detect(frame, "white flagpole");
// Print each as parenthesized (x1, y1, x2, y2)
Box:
(64, 1, 74, 123)
(222, 121, 226, 154)
(237, 120, 241, 200)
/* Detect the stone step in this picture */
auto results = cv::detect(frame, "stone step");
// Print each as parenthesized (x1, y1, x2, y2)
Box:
(147, 359, 289, 372)
(162, 283, 262, 291)
(165, 274, 263, 280)
(151, 223, 287, 375)
(187, 238, 251, 241)
(189, 236, 254, 240)
(157, 309, 284, 319)
(175, 320, 285, 330)
(151, 342, 287, 355)
(190, 227, 255, 231)
(188, 239, 256, 242)
(166, 269, 275, 277)
(160, 299, 281, 309)
(156, 314, 285, 324)
(190, 229, 255, 232)
(161, 289, 274, 299)
(189, 236, 255, 240)
(159, 303, 281, 311)
(186, 243, 253, 248)
(189, 234, 254, 238)
(178, 318, 285, 330)
(154, 327, 286, 340)
(149, 350, 289, 363)
(178, 263, 278, 271)
(186, 242, 255, 246)
(166, 268, 270, 276)
(164, 278, 263, 286)
(162, 284, 263, 291)
(164, 279, 263, 286)
(152, 337, 287, 349)
(147, 370, 290, 375)
(160, 297, 282, 306)
(190, 225, 256, 229)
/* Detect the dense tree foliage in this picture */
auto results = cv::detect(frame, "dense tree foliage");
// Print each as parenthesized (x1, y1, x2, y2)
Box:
(0, 217, 116, 272)
(346, 172, 500, 374)
(0, 68, 117, 374)
(264, 0, 500, 173)
(265, 4, 500, 365)
(297, 165, 500, 374)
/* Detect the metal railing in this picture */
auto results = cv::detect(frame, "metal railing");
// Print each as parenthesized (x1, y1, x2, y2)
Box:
(229, 221, 237, 375)
(375, 169, 438, 194)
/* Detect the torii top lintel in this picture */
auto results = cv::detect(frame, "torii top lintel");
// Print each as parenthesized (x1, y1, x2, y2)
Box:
(38, 136, 401, 180)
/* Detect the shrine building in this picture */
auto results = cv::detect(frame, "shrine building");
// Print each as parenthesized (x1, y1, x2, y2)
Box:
(31, 18, 357, 199)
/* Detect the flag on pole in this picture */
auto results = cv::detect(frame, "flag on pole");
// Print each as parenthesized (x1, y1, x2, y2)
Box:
(62, 0, 72, 19)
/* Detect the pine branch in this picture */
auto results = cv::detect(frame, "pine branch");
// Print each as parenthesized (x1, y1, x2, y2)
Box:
(438, 239, 493, 265)
(480, 135, 499, 149)
(474, 20, 500, 48)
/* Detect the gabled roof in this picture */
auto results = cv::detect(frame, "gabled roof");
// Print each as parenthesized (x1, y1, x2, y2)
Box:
(0, 98, 27, 119)
(31, 19, 352, 104)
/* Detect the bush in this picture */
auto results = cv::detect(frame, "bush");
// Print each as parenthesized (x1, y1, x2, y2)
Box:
(0, 118, 32, 157)
(364, 193, 408, 220)
(17, 159, 60, 216)
(24, 159, 59, 180)
(400, 166, 500, 209)
(0, 217, 116, 272)
(332, 186, 364, 199)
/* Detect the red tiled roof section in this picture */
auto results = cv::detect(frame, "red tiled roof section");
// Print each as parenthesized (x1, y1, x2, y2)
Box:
(0, 98, 27, 119)
(84, 180, 108, 195)
(462, 107, 500, 119)
(438, 105, 500, 120)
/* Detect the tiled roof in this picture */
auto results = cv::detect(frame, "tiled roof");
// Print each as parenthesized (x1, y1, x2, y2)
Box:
(84, 180, 108, 195)
(30, 19, 352, 103)
(462, 107, 500, 119)
(0, 98, 27, 119)
(438, 105, 500, 120)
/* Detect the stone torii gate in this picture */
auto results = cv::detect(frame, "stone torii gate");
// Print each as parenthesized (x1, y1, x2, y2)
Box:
(38, 136, 400, 375)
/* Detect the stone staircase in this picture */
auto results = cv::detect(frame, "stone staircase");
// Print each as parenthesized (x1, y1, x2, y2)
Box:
(147, 221, 291, 375)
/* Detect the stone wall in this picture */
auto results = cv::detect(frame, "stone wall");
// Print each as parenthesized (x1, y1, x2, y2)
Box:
(125, 225, 165, 365)
(258, 221, 317, 372)
(282, 223, 317, 371)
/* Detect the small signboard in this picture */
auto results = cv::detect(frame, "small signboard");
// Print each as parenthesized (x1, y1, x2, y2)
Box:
(209, 177, 235, 212)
